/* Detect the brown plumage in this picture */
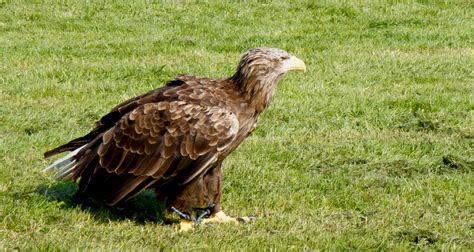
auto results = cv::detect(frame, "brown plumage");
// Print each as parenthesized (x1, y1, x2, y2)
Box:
(44, 47, 305, 219)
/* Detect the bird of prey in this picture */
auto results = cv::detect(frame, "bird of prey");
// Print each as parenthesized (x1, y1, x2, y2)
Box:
(44, 47, 306, 231)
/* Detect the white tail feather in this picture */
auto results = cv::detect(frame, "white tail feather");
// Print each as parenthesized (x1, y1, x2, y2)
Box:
(53, 161, 77, 180)
(43, 145, 86, 181)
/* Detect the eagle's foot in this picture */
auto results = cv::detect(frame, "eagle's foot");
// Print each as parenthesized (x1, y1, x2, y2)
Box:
(170, 206, 195, 232)
(173, 206, 255, 232)
(170, 206, 195, 222)
(172, 206, 212, 232)
(201, 211, 256, 225)
(195, 208, 211, 223)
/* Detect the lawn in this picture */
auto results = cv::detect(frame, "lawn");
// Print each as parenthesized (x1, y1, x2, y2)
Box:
(0, 1, 473, 250)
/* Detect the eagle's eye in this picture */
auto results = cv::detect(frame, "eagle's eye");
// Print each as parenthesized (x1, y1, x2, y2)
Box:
(280, 55, 290, 60)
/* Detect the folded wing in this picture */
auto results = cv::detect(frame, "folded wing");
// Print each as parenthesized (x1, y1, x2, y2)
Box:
(74, 101, 239, 205)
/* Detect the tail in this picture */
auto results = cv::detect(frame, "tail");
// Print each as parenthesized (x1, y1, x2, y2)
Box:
(42, 88, 152, 181)
(43, 145, 87, 180)
(43, 127, 106, 181)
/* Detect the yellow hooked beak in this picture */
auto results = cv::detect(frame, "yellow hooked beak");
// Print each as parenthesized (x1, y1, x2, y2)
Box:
(284, 56, 306, 72)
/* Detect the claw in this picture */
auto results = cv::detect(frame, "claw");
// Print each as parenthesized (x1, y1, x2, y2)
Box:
(172, 206, 211, 232)
(201, 211, 236, 225)
(195, 209, 211, 223)
(171, 207, 196, 232)
(237, 215, 257, 223)
(171, 207, 195, 222)
(172, 206, 253, 232)
(191, 203, 214, 223)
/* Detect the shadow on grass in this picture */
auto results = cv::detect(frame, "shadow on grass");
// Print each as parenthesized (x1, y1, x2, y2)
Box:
(35, 182, 172, 225)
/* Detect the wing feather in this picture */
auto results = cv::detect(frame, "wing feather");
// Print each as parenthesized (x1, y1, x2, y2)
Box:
(96, 101, 238, 201)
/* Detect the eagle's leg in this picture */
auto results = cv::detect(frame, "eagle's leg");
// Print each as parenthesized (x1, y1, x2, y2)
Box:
(198, 165, 256, 225)
(166, 163, 255, 232)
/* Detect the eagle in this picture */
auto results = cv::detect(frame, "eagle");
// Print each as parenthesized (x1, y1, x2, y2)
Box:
(44, 48, 306, 231)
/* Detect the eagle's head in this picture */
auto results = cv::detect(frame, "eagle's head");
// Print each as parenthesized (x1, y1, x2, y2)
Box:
(232, 47, 306, 112)
(235, 48, 306, 77)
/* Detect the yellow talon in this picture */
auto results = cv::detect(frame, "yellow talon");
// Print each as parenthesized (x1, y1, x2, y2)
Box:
(201, 211, 239, 225)
(178, 220, 194, 232)
(177, 211, 255, 232)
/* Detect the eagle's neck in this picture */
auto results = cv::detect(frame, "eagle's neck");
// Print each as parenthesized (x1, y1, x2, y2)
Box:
(231, 69, 282, 114)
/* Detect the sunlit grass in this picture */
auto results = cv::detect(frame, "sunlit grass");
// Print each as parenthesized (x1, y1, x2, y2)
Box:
(0, 1, 472, 250)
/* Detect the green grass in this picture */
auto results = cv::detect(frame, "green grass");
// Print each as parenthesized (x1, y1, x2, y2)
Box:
(1, 1, 473, 250)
